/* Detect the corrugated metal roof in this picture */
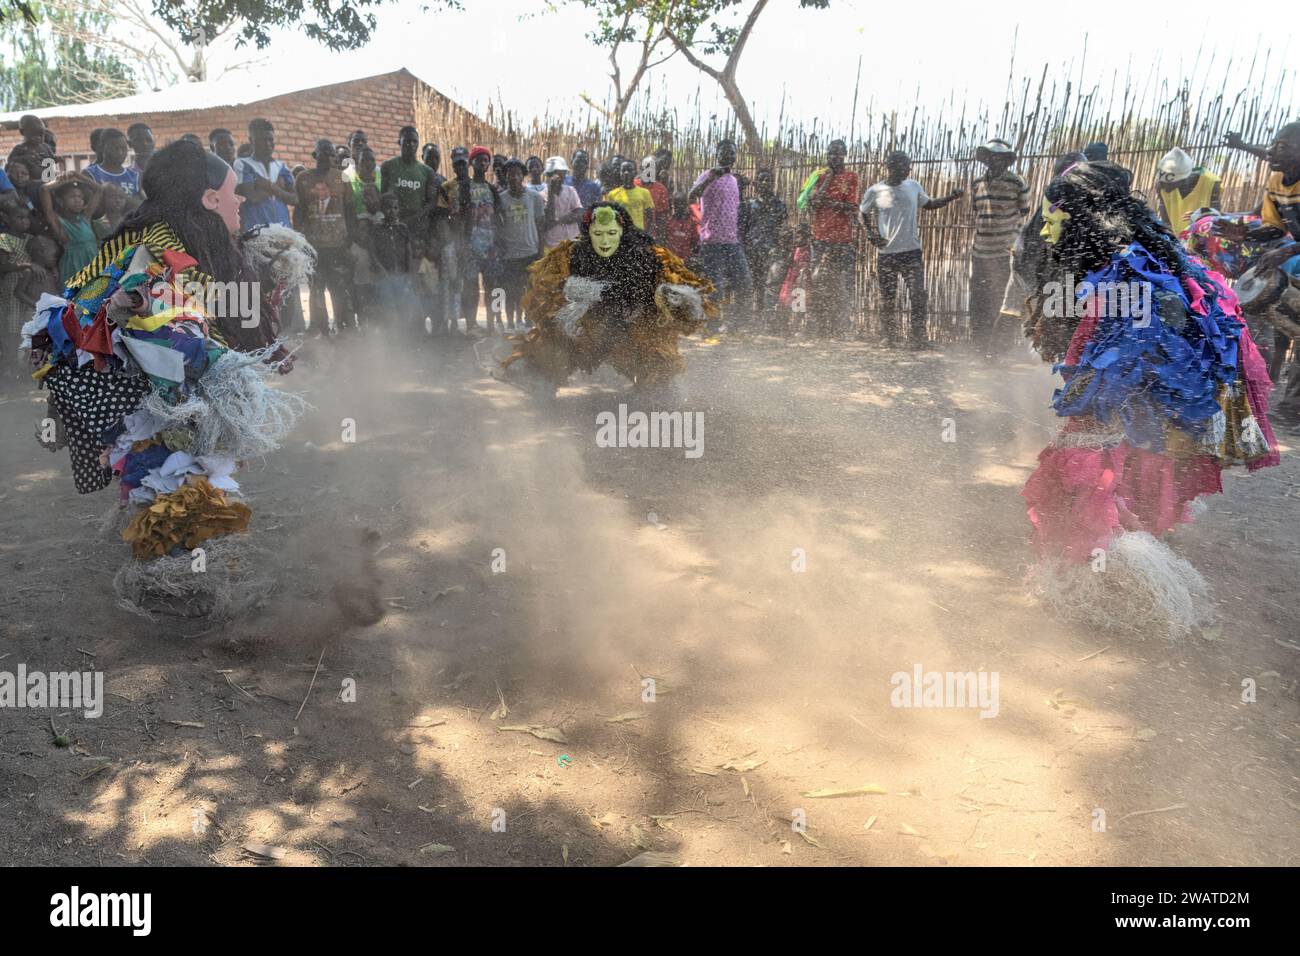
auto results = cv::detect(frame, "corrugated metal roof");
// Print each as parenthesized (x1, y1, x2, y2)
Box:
(0, 66, 433, 124)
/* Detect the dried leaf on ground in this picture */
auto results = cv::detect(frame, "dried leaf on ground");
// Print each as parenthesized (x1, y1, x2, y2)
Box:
(499, 724, 569, 744)
(242, 843, 285, 860)
(801, 784, 887, 798)
(619, 851, 678, 867)
(489, 682, 509, 721)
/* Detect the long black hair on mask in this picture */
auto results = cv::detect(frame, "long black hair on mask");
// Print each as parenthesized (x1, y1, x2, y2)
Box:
(1041, 160, 1186, 280)
(111, 139, 243, 283)
(568, 200, 662, 308)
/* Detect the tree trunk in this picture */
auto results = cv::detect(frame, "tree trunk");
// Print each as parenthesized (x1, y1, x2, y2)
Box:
(718, 72, 760, 149)
(666, 0, 769, 151)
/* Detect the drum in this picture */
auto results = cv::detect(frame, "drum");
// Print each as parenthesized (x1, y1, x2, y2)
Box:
(1235, 262, 1285, 314)
(1262, 302, 1300, 340)
(1239, 254, 1300, 339)
(1276, 270, 1300, 322)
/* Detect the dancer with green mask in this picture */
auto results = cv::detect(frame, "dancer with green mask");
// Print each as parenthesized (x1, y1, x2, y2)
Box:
(498, 201, 717, 400)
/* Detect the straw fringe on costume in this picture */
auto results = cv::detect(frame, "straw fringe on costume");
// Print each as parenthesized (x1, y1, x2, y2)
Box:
(114, 534, 274, 622)
(1026, 532, 1214, 638)
(503, 241, 717, 388)
(139, 345, 308, 461)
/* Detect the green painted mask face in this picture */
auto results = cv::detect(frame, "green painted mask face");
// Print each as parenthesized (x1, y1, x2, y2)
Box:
(590, 207, 623, 258)
(1040, 198, 1071, 245)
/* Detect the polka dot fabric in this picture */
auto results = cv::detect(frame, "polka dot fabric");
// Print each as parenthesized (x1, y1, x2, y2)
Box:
(44, 363, 150, 494)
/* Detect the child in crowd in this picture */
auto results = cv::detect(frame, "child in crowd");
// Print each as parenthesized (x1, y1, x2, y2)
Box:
(665, 194, 701, 269)
(41, 174, 103, 284)
(0, 202, 33, 344)
(370, 192, 419, 331)
(93, 183, 128, 239)
(84, 128, 141, 200)
(5, 162, 36, 212)
(13, 232, 61, 377)
(16, 234, 61, 311)
(776, 222, 813, 337)
(351, 184, 384, 324)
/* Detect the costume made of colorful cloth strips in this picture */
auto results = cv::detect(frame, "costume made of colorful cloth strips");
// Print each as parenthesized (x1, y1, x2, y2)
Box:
(1019, 162, 1279, 636)
(23, 222, 305, 561)
(1023, 244, 1279, 559)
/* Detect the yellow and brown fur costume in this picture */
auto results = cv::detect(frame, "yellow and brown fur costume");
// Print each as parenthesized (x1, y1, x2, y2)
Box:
(502, 239, 717, 387)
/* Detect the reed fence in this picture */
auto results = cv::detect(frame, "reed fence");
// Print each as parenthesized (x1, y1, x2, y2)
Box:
(419, 54, 1295, 339)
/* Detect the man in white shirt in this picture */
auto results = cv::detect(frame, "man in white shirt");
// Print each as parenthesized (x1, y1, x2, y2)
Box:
(541, 156, 583, 248)
(860, 150, 962, 347)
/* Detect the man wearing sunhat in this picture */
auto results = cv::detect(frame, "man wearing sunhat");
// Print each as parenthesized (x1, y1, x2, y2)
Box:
(969, 137, 1031, 351)
(541, 156, 583, 249)
(1155, 147, 1222, 234)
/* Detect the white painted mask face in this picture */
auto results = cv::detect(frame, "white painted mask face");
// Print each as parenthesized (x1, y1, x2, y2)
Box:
(204, 167, 243, 235)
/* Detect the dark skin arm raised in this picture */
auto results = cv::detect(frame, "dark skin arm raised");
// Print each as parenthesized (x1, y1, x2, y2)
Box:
(810, 171, 857, 212)
(1223, 132, 1270, 163)
(687, 167, 729, 203)
(922, 187, 964, 210)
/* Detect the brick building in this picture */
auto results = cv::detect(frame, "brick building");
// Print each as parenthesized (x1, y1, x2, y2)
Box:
(0, 66, 496, 171)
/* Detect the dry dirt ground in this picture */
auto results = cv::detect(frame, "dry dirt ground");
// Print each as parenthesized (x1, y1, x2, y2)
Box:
(2, 323, 1298, 867)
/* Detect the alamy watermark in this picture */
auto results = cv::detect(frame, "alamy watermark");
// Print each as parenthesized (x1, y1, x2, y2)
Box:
(890, 664, 999, 718)
(1042, 275, 1152, 326)
(595, 404, 704, 459)
(155, 281, 262, 329)
(0, 665, 104, 718)
(50, 887, 150, 936)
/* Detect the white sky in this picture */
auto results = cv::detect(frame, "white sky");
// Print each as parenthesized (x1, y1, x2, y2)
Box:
(206, 0, 1294, 131)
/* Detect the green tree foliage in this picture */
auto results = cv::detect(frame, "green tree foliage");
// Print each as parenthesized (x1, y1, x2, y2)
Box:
(152, 1, 460, 51)
(0, 2, 135, 110)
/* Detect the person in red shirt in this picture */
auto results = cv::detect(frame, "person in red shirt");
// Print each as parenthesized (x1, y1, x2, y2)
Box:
(665, 194, 701, 267)
(808, 139, 859, 337)
(637, 154, 671, 243)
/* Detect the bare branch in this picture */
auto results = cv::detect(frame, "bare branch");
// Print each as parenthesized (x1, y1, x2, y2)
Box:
(664, 24, 721, 80)
(724, 0, 769, 81)
(608, 7, 631, 104)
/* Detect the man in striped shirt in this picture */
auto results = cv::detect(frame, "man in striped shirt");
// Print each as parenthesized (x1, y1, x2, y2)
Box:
(969, 139, 1030, 352)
